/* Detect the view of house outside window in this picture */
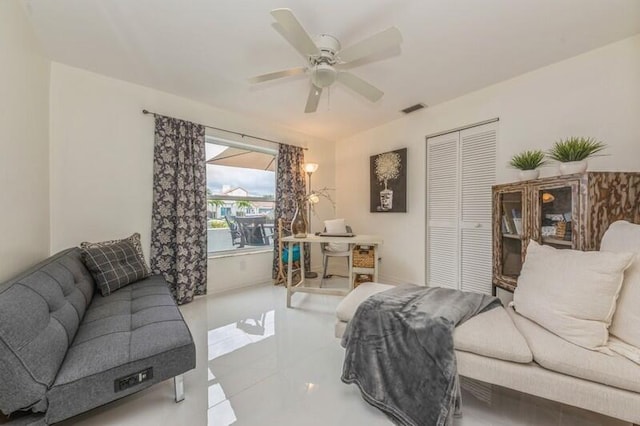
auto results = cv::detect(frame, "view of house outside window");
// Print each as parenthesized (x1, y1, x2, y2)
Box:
(206, 140, 276, 254)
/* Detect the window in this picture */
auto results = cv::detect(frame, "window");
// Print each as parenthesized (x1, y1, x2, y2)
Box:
(206, 138, 276, 254)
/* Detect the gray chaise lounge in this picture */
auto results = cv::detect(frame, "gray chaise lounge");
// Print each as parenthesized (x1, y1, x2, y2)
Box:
(0, 248, 196, 425)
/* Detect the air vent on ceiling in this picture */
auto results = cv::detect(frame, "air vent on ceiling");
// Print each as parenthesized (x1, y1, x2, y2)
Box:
(401, 103, 426, 114)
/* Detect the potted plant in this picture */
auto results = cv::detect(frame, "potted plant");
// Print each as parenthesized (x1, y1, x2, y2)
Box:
(509, 149, 546, 181)
(547, 137, 606, 175)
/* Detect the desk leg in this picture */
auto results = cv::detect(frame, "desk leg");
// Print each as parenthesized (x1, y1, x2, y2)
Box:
(286, 242, 293, 308)
(348, 244, 354, 292)
(374, 244, 379, 282)
(299, 242, 305, 287)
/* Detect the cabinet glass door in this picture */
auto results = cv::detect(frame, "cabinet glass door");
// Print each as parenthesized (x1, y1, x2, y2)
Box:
(533, 183, 578, 249)
(498, 191, 525, 280)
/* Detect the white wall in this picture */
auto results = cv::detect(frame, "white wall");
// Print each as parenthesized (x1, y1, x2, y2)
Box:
(0, 1, 50, 281)
(49, 63, 335, 294)
(336, 35, 640, 287)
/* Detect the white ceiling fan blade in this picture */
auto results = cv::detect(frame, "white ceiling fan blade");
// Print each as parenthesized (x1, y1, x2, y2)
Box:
(339, 27, 402, 64)
(271, 8, 319, 57)
(304, 85, 322, 113)
(248, 67, 307, 84)
(337, 72, 384, 102)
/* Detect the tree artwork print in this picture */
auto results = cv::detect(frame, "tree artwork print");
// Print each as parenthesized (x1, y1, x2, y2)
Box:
(370, 148, 407, 213)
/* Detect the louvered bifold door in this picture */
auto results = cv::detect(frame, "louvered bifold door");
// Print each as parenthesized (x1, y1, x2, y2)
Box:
(459, 122, 497, 294)
(426, 132, 459, 289)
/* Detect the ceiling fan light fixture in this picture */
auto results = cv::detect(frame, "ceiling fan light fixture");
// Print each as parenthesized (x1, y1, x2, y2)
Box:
(250, 9, 403, 113)
(310, 63, 337, 88)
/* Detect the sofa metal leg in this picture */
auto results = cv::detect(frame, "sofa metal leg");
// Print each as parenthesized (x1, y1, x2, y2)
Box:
(174, 375, 185, 403)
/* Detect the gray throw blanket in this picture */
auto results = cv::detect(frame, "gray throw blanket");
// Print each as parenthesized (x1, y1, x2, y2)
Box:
(341, 285, 501, 426)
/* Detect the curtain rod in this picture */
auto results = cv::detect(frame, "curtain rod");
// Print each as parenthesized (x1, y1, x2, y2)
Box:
(142, 109, 308, 150)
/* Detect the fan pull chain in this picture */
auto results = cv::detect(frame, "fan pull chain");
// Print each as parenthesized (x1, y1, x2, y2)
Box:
(327, 86, 331, 111)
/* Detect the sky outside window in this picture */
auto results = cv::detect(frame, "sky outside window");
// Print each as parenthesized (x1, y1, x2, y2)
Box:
(205, 143, 275, 197)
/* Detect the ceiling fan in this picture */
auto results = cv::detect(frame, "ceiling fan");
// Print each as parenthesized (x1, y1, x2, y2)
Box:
(248, 8, 403, 113)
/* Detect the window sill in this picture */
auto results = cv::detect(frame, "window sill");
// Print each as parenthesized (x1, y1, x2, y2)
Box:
(208, 248, 272, 260)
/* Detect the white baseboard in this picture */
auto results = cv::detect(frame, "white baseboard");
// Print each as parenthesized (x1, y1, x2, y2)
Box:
(207, 280, 271, 296)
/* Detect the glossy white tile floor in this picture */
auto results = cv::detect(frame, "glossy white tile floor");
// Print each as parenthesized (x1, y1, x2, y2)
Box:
(60, 280, 630, 426)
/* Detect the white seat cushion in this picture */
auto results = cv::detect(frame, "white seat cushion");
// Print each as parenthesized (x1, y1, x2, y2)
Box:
(334, 320, 348, 339)
(509, 306, 640, 394)
(454, 306, 532, 364)
(336, 283, 533, 364)
(601, 220, 640, 363)
(336, 282, 395, 322)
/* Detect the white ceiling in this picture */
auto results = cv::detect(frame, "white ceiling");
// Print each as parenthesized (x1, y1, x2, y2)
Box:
(23, 0, 640, 140)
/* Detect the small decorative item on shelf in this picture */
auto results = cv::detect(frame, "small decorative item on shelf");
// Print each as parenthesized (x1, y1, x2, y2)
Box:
(547, 137, 606, 175)
(541, 226, 556, 237)
(555, 221, 567, 239)
(509, 149, 546, 181)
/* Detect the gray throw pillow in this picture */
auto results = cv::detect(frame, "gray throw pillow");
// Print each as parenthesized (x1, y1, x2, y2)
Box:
(81, 233, 151, 276)
(82, 240, 150, 296)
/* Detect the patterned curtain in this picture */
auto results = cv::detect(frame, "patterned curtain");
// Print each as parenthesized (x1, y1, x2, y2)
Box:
(151, 115, 207, 304)
(272, 144, 309, 281)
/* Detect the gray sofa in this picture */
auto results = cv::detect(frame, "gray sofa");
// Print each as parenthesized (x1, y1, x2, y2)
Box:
(0, 248, 196, 425)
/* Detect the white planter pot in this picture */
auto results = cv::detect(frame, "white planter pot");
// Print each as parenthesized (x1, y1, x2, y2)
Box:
(559, 160, 588, 175)
(518, 169, 540, 181)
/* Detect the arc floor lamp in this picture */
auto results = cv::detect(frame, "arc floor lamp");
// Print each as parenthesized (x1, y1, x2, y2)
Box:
(304, 162, 319, 279)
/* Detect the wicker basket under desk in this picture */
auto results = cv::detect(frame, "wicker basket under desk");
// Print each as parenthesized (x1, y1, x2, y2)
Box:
(352, 245, 375, 268)
(353, 273, 374, 288)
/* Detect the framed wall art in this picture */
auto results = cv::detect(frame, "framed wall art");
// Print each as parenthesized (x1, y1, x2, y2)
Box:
(370, 148, 407, 213)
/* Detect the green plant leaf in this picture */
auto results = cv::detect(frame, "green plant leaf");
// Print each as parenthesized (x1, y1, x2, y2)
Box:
(547, 137, 606, 162)
(509, 149, 546, 170)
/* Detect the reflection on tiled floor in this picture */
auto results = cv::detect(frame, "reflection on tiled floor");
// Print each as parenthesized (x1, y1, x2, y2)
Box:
(60, 280, 631, 425)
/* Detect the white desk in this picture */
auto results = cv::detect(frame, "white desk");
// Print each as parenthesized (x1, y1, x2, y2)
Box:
(282, 234, 383, 308)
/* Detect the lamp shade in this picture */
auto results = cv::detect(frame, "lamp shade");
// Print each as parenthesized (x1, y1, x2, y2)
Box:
(542, 193, 555, 203)
(304, 163, 319, 174)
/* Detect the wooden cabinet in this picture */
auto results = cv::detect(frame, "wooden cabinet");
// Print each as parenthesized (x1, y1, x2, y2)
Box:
(492, 172, 640, 294)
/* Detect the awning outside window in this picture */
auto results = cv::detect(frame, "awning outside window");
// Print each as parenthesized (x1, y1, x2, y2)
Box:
(206, 147, 276, 172)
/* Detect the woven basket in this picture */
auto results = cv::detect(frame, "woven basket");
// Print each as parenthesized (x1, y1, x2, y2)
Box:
(352, 245, 375, 268)
(354, 274, 373, 288)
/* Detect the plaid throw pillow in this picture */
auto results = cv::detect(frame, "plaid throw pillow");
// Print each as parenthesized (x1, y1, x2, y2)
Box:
(81, 233, 151, 276)
(82, 240, 150, 296)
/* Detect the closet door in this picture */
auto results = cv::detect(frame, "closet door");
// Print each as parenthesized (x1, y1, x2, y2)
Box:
(459, 123, 497, 294)
(426, 132, 459, 289)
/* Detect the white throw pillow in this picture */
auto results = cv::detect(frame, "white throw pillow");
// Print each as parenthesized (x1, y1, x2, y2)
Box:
(324, 218, 349, 252)
(601, 220, 640, 361)
(513, 240, 634, 352)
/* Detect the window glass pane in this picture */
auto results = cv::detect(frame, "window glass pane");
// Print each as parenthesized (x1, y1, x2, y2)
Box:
(206, 142, 276, 253)
(538, 186, 573, 248)
(500, 191, 523, 278)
